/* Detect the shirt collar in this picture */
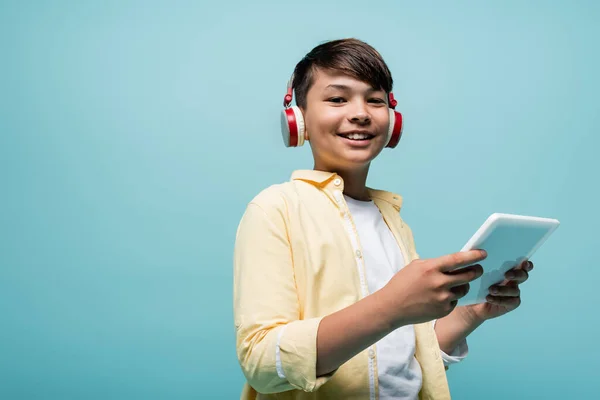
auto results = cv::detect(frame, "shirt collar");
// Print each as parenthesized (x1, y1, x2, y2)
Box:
(290, 169, 404, 210)
(290, 169, 337, 185)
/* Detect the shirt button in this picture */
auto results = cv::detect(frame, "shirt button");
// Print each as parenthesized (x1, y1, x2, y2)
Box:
(355, 250, 362, 258)
(369, 348, 375, 358)
(333, 178, 342, 186)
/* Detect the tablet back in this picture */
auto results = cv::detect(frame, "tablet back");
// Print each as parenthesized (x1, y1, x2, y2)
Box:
(458, 213, 560, 306)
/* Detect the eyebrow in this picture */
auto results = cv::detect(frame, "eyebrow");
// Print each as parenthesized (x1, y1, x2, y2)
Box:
(324, 84, 382, 93)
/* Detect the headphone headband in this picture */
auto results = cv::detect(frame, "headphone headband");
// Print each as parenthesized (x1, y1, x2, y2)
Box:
(283, 74, 295, 107)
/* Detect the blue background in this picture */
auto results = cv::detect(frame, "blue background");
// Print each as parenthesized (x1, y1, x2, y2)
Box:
(1, 0, 598, 398)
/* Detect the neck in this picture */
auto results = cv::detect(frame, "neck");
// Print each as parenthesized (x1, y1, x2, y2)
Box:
(313, 162, 371, 201)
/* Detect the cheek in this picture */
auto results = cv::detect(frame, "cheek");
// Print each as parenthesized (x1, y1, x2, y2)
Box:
(374, 109, 391, 132)
(305, 108, 345, 136)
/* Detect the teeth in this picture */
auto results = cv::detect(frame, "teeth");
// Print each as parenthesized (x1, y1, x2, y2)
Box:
(345, 133, 369, 140)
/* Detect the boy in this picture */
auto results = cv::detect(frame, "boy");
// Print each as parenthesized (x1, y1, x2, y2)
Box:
(233, 38, 533, 400)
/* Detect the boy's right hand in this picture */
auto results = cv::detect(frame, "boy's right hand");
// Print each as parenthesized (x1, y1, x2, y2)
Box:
(379, 250, 487, 328)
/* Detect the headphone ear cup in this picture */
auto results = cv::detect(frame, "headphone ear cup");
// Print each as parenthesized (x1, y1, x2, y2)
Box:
(281, 106, 306, 147)
(385, 108, 403, 148)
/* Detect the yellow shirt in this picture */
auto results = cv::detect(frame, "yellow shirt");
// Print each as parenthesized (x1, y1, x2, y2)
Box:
(233, 170, 452, 400)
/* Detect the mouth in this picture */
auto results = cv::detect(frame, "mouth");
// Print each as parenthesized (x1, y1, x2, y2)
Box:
(336, 131, 376, 141)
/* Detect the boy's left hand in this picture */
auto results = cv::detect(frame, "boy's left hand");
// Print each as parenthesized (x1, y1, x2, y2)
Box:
(461, 260, 534, 323)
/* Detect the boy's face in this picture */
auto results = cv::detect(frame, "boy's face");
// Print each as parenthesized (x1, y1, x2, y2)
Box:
(301, 68, 390, 172)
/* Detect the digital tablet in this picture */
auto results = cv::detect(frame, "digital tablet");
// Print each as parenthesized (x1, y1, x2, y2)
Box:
(455, 213, 560, 306)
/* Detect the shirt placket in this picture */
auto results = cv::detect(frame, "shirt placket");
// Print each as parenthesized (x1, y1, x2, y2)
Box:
(328, 178, 378, 400)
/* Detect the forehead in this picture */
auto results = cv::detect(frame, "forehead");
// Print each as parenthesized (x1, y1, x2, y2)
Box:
(308, 68, 383, 93)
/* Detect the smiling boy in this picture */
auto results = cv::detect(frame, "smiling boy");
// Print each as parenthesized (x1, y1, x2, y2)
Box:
(233, 38, 533, 400)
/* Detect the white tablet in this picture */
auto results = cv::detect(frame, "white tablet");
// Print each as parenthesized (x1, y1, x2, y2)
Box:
(455, 213, 560, 306)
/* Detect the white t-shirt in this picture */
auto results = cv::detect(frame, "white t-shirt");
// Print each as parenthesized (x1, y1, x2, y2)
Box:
(344, 195, 468, 400)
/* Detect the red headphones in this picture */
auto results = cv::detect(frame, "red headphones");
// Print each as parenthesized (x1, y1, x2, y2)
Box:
(280, 76, 403, 148)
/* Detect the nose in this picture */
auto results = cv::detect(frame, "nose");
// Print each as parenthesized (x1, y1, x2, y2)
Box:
(349, 102, 371, 125)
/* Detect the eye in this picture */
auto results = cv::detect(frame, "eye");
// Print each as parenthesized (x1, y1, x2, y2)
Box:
(368, 98, 386, 104)
(327, 97, 346, 103)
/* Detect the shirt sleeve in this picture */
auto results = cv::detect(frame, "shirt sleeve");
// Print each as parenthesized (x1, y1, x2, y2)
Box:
(432, 320, 469, 367)
(233, 202, 336, 394)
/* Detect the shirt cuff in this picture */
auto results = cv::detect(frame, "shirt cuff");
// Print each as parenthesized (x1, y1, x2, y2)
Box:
(432, 320, 469, 366)
(440, 338, 468, 366)
(277, 317, 337, 392)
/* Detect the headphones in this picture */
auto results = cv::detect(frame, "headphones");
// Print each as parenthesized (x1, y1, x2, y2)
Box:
(280, 75, 404, 148)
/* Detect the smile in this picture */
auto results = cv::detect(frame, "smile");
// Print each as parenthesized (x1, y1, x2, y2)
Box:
(336, 132, 375, 141)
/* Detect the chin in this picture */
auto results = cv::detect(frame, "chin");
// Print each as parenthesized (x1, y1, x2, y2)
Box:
(337, 152, 379, 168)
(346, 147, 383, 161)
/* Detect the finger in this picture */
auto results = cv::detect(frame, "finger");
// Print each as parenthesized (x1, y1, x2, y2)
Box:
(489, 283, 520, 297)
(449, 299, 458, 312)
(485, 295, 521, 308)
(499, 260, 532, 286)
(504, 269, 529, 284)
(435, 250, 487, 272)
(450, 283, 470, 300)
(517, 259, 534, 272)
(444, 264, 483, 287)
(525, 261, 534, 272)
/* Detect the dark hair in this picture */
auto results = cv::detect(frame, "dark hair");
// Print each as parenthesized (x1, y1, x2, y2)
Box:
(291, 38, 393, 109)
